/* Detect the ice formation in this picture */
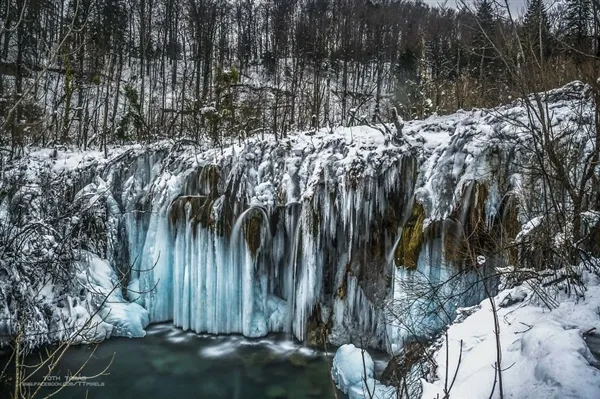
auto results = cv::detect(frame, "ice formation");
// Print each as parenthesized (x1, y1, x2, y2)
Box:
(332, 344, 395, 399)
(1, 82, 595, 351)
(115, 126, 418, 345)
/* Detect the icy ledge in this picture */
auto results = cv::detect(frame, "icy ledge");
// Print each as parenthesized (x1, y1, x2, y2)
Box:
(332, 344, 395, 399)
(421, 269, 600, 399)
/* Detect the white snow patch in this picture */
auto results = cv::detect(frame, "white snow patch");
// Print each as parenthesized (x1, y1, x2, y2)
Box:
(421, 271, 600, 399)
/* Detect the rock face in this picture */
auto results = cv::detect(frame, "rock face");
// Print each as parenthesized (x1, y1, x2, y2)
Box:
(1, 82, 595, 351)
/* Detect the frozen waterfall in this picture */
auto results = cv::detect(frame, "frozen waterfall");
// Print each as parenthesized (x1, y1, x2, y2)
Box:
(103, 121, 501, 352)
(111, 128, 424, 348)
(2, 82, 592, 351)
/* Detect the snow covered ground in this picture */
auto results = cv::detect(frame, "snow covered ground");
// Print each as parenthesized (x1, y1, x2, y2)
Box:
(421, 268, 600, 399)
(333, 265, 600, 399)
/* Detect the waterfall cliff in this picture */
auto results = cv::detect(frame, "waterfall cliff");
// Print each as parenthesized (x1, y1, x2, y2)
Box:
(1, 82, 593, 352)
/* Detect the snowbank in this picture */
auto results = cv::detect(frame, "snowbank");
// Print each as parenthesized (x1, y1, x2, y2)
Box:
(332, 344, 396, 399)
(80, 253, 149, 338)
(421, 272, 600, 399)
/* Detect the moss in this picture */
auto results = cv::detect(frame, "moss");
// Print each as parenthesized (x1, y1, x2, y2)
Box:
(169, 198, 184, 226)
(190, 198, 215, 233)
(395, 202, 425, 269)
(169, 195, 214, 235)
(442, 219, 464, 263)
(183, 165, 220, 197)
(169, 165, 221, 233)
(244, 213, 262, 257)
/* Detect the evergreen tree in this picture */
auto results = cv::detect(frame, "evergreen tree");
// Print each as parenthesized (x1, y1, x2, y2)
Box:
(563, 0, 591, 54)
(473, 0, 495, 50)
(523, 0, 553, 59)
(471, 0, 497, 73)
(470, 0, 503, 106)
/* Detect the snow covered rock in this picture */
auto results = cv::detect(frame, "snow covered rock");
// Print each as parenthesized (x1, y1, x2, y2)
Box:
(80, 254, 149, 338)
(332, 344, 395, 399)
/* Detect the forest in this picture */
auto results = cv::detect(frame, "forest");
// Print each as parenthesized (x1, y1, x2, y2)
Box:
(0, 0, 598, 154)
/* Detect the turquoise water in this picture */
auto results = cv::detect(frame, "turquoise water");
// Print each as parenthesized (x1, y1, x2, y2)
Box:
(17, 324, 344, 399)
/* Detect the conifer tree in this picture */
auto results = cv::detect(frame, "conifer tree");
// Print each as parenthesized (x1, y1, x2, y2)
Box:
(523, 0, 553, 59)
(471, 0, 500, 105)
(563, 0, 591, 54)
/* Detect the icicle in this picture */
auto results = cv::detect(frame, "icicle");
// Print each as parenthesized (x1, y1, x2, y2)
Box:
(285, 201, 302, 333)
(386, 228, 403, 266)
(231, 206, 272, 248)
(230, 205, 271, 337)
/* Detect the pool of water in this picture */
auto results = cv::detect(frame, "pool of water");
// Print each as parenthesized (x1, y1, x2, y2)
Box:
(11, 324, 348, 399)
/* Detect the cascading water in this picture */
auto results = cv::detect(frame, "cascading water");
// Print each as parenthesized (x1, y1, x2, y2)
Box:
(86, 116, 518, 356)
(105, 127, 500, 354)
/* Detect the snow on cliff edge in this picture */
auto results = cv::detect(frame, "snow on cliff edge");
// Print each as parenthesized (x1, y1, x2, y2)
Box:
(421, 269, 600, 399)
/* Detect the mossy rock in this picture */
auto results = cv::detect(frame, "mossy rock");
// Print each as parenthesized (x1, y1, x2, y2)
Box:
(198, 165, 220, 196)
(169, 195, 214, 233)
(395, 202, 425, 269)
(306, 304, 329, 347)
(244, 213, 263, 257)
(443, 181, 496, 267)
